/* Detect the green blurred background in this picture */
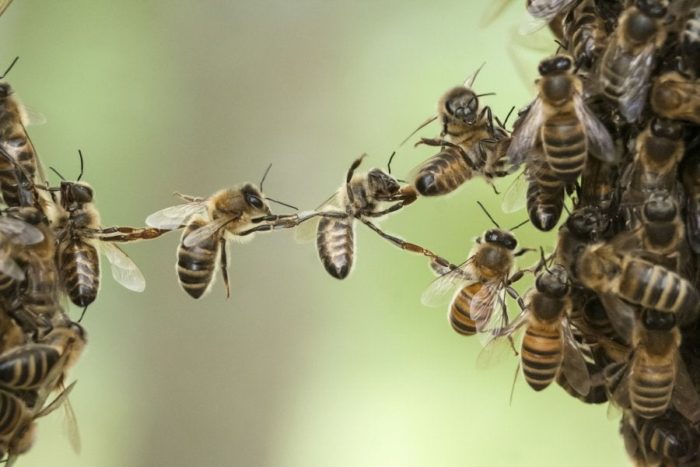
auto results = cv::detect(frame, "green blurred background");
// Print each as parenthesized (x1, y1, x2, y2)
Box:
(0, 1, 628, 466)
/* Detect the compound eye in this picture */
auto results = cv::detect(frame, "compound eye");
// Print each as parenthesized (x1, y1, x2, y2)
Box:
(72, 185, 93, 203)
(246, 194, 264, 210)
(554, 56, 571, 71)
(485, 231, 499, 243)
(504, 237, 517, 250)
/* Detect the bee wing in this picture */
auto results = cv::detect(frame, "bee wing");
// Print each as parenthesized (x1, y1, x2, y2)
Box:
(420, 259, 476, 307)
(525, 0, 577, 21)
(672, 356, 700, 425)
(560, 318, 591, 396)
(476, 309, 528, 369)
(294, 191, 344, 244)
(0, 216, 43, 245)
(506, 98, 544, 167)
(573, 94, 616, 163)
(183, 215, 239, 248)
(619, 44, 655, 122)
(145, 201, 207, 229)
(480, 0, 512, 26)
(101, 243, 146, 292)
(603, 359, 631, 415)
(500, 170, 528, 213)
(471, 280, 506, 333)
(598, 293, 635, 345)
(0, 252, 24, 281)
(60, 387, 81, 454)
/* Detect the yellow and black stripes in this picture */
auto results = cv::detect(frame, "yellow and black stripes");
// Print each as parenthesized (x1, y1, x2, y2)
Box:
(177, 218, 219, 299)
(59, 240, 100, 308)
(316, 216, 354, 280)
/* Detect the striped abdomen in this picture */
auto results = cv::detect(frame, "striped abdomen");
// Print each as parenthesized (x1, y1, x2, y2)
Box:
(0, 344, 60, 390)
(316, 216, 354, 279)
(636, 414, 698, 460)
(619, 258, 699, 316)
(600, 44, 631, 104)
(630, 351, 675, 419)
(521, 321, 563, 391)
(0, 390, 25, 439)
(177, 218, 219, 299)
(0, 125, 38, 207)
(448, 283, 481, 336)
(413, 147, 472, 196)
(541, 112, 586, 183)
(567, 1, 604, 67)
(59, 240, 100, 308)
(526, 177, 564, 232)
(21, 260, 60, 321)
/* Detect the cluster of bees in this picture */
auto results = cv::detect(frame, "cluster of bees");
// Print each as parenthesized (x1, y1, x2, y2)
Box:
(0, 0, 698, 465)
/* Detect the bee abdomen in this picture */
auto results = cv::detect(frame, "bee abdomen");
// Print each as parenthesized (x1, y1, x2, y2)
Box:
(0, 390, 22, 436)
(449, 283, 481, 336)
(316, 216, 354, 280)
(0, 345, 59, 390)
(413, 148, 472, 196)
(521, 326, 562, 391)
(177, 219, 218, 299)
(542, 114, 586, 183)
(630, 363, 674, 418)
(59, 241, 100, 308)
(620, 259, 699, 316)
(527, 179, 564, 231)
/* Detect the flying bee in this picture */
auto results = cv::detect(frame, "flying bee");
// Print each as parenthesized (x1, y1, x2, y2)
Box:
(650, 71, 700, 125)
(506, 54, 615, 185)
(563, 0, 607, 70)
(50, 154, 166, 313)
(598, 0, 668, 122)
(147, 165, 304, 297)
(496, 264, 591, 395)
(421, 203, 529, 337)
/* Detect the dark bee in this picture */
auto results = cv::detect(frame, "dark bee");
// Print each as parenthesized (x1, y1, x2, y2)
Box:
(650, 71, 700, 125)
(563, 0, 607, 69)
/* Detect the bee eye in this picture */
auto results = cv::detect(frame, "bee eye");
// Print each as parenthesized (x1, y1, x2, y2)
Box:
(246, 194, 264, 209)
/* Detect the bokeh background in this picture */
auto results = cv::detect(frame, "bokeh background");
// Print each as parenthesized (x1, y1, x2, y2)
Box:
(0, 1, 629, 466)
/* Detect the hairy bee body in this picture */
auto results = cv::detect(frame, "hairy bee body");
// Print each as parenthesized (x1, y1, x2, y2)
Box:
(413, 146, 473, 197)
(177, 216, 219, 299)
(541, 110, 587, 183)
(58, 240, 99, 308)
(317, 216, 354, 280)
(526, 174, 565, 232)
(650, 71, 700, 125)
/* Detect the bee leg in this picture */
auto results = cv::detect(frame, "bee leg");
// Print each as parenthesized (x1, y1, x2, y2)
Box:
(364, 199, 414, 218)
(345, 154, 367, 205)
(513, 248, 535, 257)
(415, 137, 446, 148)
(480, 105, 494, 135)
(359, 218, 456, 268)
(174, 192, 203, 203)
(91, 226, 171, 242)
(219, 239, 230, 299)
(78, 307, 88, 323)
(240, 210, 348, 236)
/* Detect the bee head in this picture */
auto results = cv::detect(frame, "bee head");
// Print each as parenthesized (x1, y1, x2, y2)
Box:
(483, 229, 517, 250)
(635, 0, 666, 19)
(538, 55, 572, 76)
(367, 169, 400, 197)
(643, 191, 677, 222)
(650, 118, 683, 140)
(566, 207, 607, 241)
(60, 181, 94, 206)
(535, 265, 569, 298)
(442, 87, 480, 125)
(0, 83, 11, 99)
(241, 184, 271, 214)
(642, 308, 676, 331)
(626, 1, 664, 43)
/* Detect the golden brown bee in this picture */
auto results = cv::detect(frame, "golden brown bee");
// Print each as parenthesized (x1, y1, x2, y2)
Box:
(650, 71, 700, 125)
(422, 220, 526, 337)
(627, 118, 684, 197)
(503, 265, 591, 395)
(507, 55, 615, 184)
(555, 206, 611, 278)
(598, 0, 668, 122)
(148, 183, 276, 297)
(52, 158, 162, 312)
(563, 0, 607, 69)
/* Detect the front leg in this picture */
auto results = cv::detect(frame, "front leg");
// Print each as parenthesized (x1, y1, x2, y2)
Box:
(239, 210, 348, 236)
(87, 226, 172, 242)
(219, 238, 230, 299)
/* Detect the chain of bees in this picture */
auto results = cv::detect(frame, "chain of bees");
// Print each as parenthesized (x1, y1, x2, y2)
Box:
(0, 0, 695, 465)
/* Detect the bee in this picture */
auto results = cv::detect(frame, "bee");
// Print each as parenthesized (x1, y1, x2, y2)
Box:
(422, 204, 528, 337)
(500, 264, 591, 395)
(598, 0, 669, 122)
(629, 409, 700, 464)
(51, 154, 165, 313)
(681, 146, 700, 254)
(506, 54, 615, 185)
(0, 210, 45, 301)
(575, 234, 699, 320)
(650, 71, 700, 125)
(555, 206, 611, 278)
(563, 0, 607, 70)
(526, 164, 566, 232)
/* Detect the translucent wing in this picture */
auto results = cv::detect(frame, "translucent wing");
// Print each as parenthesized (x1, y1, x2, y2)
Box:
(63, 394, 81, 454)
(101, 243, 146, 292)
(518, 16, 548, 35)
(672, 357, 700, 425)
(500, 171, 528, 213)
(526, 0, 577, 21)
(598, 293, 634, 345)
(294, 191, 344, 244)
(476, 309, 528, 369)
(421, 259, 476, 307)
(619, 44, 655, 123)
(506, 98, 544, 167)
(183, 215, 238, 248)
(22, 105, 47, 126)
(471, 280, 506, 333)
(560, 318, 591, 396)
(573, 94, 616, 163)
(0, 250, 24, 281)
(0, 216, 43, 244)
(145, 200, 207, 229)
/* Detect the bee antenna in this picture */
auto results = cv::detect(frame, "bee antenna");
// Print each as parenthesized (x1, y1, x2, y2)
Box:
(49, 166, 66, 181)
(0, 56, 18, 80)
(466, 62, 486, 88)
(476, 201, 501, 229)
(509, 219, 529, 231)
(259, 163, 273, 192)
(399, 115, 437, 147)
(266, 197, 298, 211)
(387, 151, 397, 175)
(554, 40, 566, 55)
(475, 92, 496, 99)
(77, 149, 85, 181)
(538, 246, 552, 273)
(501, 106, 515, 128)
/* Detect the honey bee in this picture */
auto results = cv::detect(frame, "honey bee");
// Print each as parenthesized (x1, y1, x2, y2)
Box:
(598, 0, 669, 122)
(555, 206, 611, 277)
(650, 71, 700, 125)
(499, 264, 591, 395)
(681, 146, 700, 254)
(629, 409, 700, 465)
(563, 0, 607, 70)
(506, 54, 615, 185)
(51, 155, 165, 312)
(422, 205, 528, 337)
